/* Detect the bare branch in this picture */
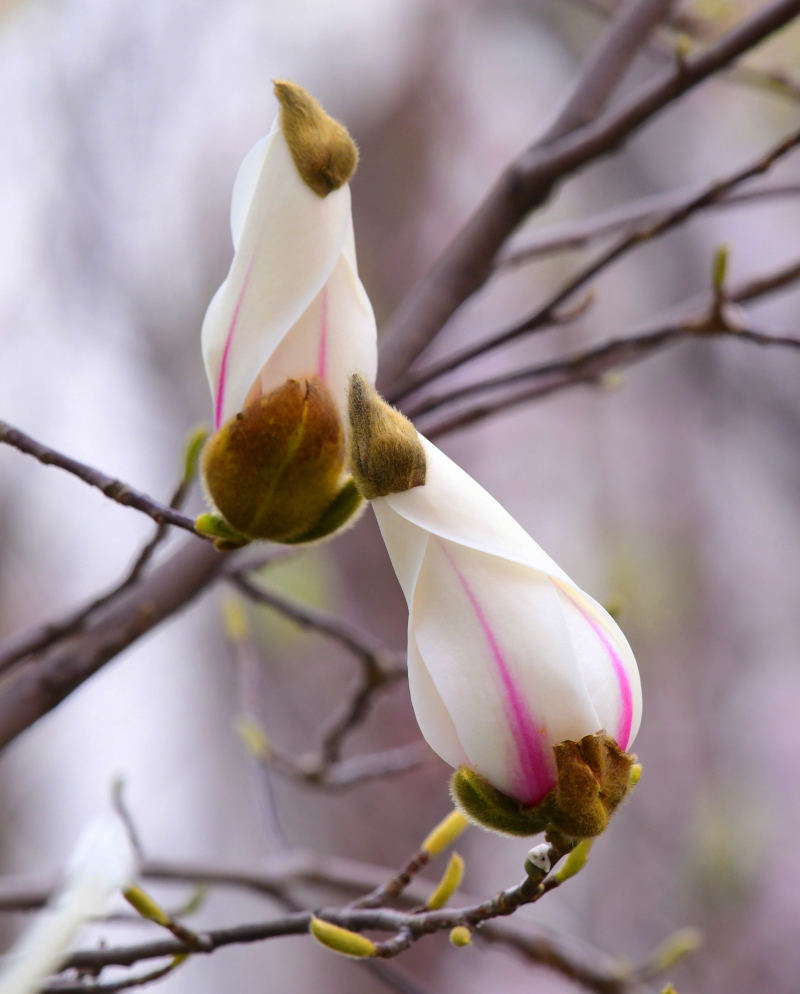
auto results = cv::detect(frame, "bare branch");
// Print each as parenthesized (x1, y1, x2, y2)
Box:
(497, 181, 800, 269)
(378, 0, 800, 392)
(397, 125, 800, 406)
(0, 422, 203, 539)
(0, 477, 193, 676)
(424, 313, 800, 438)
(0, 539, 228, 750)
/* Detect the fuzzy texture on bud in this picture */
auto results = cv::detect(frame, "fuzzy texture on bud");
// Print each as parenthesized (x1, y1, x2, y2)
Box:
(370, 435, 642, 817)
(202, 376, 351, 542)
(201, 81, 375, 544)
(451, 732, 636, 841)
(347, 374, 426, 499)
(274, 81, 358, 197)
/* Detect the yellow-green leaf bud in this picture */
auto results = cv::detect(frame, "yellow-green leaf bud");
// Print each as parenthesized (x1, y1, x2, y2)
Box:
(309, 916, 376, 958)
(182, 424, 209, 485)
(124, 886, 171, 927)
(202, 376, 350, 543)
(421, 810, 469, 856)
(347, 373, 426, 500)
(652, 928, 703, 972)
(449, 926, 472, 947)
(554, 839, 593, 883)
(630, 763, 643, 786)
(426, 852, 465, 910)
(274, 81, 358, 197)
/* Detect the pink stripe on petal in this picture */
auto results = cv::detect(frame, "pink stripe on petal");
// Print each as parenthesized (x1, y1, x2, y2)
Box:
(440, 542, 554, 805)
(559, 586, 633, 750)
(214, 252, 259, 430)
(317, 285, 328, 379)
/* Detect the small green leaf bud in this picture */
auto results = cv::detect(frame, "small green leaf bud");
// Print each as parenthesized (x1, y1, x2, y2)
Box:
(421, 810, 469, 856)
(274, 81, 358, 197)
(449, 926, 472, 947)
(555, 839, 593, 883)
(309, 916, 376, 958)
(347, 373, 426, 500)
(427, 852, 464, 910)
(652, 928, 703, 972)
(182, 424, 209, 485)
(712, 245, 728, 296)
(202, 376, 356, 544)
(630, 763, 643, 786)
(524, 843, 551, 880)
(124, 886, 171, 927)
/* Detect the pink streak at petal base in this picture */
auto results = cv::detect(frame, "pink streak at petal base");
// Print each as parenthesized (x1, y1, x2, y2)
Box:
(440, 542, 555, 806)
(214, 252, 260, 430)
(317, 285, 328, 379)
(558, 585, 633, 750)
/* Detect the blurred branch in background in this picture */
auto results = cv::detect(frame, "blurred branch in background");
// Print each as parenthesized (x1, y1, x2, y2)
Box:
(421, 255, 800, 437)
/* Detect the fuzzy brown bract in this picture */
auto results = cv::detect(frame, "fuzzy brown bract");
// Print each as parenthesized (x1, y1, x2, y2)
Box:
(202, 376, 347, 543)
(274, 80, 358, 197)
(451, 732, 636, 843)
(347, 373, 427, 499)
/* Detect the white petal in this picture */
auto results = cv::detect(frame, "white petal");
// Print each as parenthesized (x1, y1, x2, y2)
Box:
(372, 500, 430, 603)
(554, 583, 642, 751)
(253, 216, 377, 417)
(410, 538, 600, 804)
(407, 628, 469, 770)
(202, 127, 351, 427)
(230, 127, 276, 252)
(0, 815, 135, 994)
(384, 437, 573, 583)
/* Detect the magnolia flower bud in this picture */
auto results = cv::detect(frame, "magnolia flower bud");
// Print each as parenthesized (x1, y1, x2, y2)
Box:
(200, 81, 376, 545)
(368, 434, 642, 837)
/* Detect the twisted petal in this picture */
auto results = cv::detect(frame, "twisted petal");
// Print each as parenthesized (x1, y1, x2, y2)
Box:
(373, 435, 642, 804)
(202, 123, 353, 427)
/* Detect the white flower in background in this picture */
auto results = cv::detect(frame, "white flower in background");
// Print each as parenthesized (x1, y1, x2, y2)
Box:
(348, 385, 642, 822)
(0, 815, 135, 994)
(198, 81, 377, 546)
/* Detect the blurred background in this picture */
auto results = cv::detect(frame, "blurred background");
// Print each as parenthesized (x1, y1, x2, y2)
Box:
(0, 0, 799, 991)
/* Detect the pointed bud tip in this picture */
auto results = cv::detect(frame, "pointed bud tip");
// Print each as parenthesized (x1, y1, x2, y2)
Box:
(273, 80, 358, 196)
(347, 374, 426, 500)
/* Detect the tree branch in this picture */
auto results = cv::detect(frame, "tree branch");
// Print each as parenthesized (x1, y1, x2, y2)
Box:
(496, 181, 800, 268)
(0, 422, 203, 539)
(397, 124, 800, 406)
(378, 0, 800, 393)
(422, 280, 800, 438)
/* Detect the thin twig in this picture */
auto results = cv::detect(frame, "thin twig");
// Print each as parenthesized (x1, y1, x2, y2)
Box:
(0, 421, 203, 539)
(397, 125, 800, 406)
(424, 316, 800, 438)
(496, 181, 800, 269)
(377, 0, 800, 390)
(0, 478, 192, 676)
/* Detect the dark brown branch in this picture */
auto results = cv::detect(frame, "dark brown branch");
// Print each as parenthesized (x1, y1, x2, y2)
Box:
(378, 0, 800, 393)
(398, 124, 800, 407)
(0, 422, 203, 539)
(0, 539, 228, 750)
(0, 478, 192, 676)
